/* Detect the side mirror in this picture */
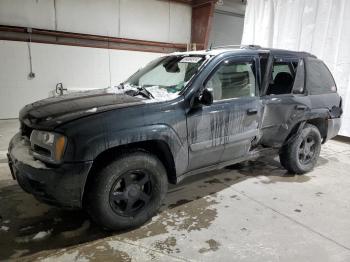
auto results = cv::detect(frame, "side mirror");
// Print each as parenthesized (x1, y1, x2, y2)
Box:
(198, 88, 213, 106)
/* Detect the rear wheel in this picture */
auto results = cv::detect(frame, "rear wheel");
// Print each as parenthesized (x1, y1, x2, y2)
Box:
(279, 124, 321, 174)
(86, 151, 168, 230)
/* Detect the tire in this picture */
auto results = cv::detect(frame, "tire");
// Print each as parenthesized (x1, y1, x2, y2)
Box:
(279, 124, 322, 174)
(86, 151, 168, 230)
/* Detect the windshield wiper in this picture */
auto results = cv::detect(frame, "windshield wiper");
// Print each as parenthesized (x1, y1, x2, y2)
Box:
(123, 84, 154, 99)
(137, 86, 154, 99)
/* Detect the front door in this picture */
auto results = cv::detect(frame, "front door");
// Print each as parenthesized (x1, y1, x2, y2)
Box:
(187, 56, 261, 170)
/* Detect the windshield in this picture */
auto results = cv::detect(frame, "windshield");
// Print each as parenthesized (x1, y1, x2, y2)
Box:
(118, 55, 206, 101)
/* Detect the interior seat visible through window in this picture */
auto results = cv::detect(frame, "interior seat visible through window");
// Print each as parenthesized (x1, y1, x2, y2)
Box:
(267, 72, 294, 95)
(266, 61, 297, 95)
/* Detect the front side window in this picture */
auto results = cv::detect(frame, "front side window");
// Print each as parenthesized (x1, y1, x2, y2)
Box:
(205, 60, 256, 101)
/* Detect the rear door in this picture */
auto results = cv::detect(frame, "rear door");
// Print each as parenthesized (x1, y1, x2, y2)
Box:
(260, 56, 311, 147)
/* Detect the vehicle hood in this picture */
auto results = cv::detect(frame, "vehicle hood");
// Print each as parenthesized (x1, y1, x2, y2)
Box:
(19, 89, 144, 129)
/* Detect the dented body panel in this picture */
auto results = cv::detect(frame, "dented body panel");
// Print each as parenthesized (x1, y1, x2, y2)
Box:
(8, 47, 342, 208)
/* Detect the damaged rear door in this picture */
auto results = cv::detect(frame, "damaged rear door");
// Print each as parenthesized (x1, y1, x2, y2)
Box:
(260, 56, 311, 147)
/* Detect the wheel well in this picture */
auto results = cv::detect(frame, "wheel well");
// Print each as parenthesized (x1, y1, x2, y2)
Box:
(305, 118, 327, 140)
(83, 140, 177, 205)
(283, 118, 327, 146)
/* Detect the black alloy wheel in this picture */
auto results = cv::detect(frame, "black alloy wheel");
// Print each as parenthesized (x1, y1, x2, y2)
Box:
(109, 170, 153, 216)
(279, 123, 321, 174)
(86, 151, 168, 230)
(298, 135, 317, 165)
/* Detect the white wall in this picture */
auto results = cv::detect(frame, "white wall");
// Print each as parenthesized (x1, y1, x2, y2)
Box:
(0, 0, 56, 30)
(56, 0, 120, 37)
(0, 0, 192, 118)
(0, 40, 162, 119)
(241, 0, 350, 137)
(0, 0, 192, 43)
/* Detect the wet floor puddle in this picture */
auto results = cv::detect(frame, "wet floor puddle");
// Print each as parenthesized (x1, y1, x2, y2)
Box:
(0, 155, 317, 260)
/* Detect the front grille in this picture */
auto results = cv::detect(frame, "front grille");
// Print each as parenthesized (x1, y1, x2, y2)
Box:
(20, 122, 33, 139)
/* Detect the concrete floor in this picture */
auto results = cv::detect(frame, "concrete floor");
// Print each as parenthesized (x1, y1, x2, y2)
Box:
(1, 120, 350, 261)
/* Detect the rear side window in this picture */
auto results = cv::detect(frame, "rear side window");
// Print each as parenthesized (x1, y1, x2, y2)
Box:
(306, 59, 336, 95)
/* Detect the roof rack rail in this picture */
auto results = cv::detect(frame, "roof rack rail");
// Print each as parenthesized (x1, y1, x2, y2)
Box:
(208, 44, 241, 50)
(240, 45, 262, 50)
(208, 44, 262, 51)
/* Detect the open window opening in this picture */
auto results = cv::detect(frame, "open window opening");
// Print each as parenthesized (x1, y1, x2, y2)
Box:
(266, 60, 299, 95)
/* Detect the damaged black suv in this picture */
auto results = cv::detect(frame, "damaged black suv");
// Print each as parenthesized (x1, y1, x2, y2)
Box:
(8, 46, 342, 230)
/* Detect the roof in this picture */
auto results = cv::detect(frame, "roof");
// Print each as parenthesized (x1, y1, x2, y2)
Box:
(170, 45, 316, 58)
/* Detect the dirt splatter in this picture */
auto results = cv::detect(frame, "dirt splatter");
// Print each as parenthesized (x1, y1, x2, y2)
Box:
(32, 243, 132, 262)
(198, 239, 221, 253)
(153, 236, 179, 254)
(230, 195, 240, 200)
(261, 175, 311, 184)
(168, 199, 191, 209)
(315, 192, 324, 197)
(121, 197, 218, 241)
(294, 209, 302, 213)
(77, 243, 131, 262)
(204, 178, 222, 184)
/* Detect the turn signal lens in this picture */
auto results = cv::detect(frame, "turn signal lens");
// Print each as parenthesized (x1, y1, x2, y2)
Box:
(55, 136, 66, 161)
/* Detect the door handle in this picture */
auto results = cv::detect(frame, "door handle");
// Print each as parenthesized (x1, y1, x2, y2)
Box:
(247, 108, 258, 115)
(295, 105, 307, 110)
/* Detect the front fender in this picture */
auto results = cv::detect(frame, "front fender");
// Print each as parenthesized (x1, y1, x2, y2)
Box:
(106, 124, 188, 175)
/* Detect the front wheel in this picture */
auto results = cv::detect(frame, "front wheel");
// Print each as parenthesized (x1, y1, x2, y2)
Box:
(86, 151, 168, 230)
(279, 124, 322, 174)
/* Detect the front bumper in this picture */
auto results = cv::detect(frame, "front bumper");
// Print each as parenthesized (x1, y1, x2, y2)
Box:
(8, 133, 92, 208)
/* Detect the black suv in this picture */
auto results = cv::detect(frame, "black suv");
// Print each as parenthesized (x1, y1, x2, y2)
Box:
(8, 46, 342, 230)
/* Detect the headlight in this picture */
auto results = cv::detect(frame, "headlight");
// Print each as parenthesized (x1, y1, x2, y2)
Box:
(30, 130, 67, 164)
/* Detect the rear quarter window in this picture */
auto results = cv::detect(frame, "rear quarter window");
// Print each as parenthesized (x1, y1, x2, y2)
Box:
(306, 58, 336, 95)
